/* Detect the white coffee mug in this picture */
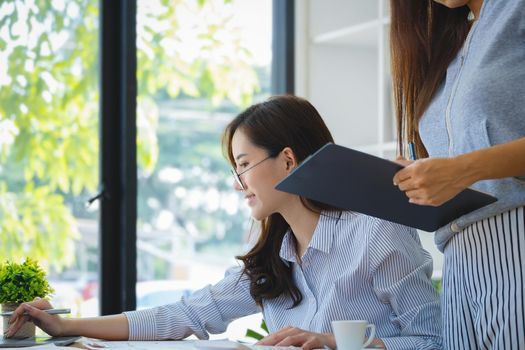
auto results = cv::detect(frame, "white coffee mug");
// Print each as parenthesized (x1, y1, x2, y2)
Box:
(332, 320, 376, 350)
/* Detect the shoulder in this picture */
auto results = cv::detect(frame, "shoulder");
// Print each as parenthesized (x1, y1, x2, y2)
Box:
(336, 212, 418, 240)
(347, 214, 424, 258)
(329, 212, 419, 249)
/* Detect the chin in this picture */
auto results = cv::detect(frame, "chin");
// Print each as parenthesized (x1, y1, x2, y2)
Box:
(250, 212, 266, 221)
(433, 0, 470, 8)
(250, 207, 272, 221)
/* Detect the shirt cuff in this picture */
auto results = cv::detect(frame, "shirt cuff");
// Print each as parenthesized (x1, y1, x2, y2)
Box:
(124, 309, 158, 340)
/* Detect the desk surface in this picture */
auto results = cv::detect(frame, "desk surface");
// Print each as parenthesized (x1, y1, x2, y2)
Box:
(66, 340, 373, 350)
(23, 339, 373, 350)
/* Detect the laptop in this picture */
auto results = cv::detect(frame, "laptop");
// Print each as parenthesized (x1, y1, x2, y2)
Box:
(275, 143, 497, 232)
(0, 336, 80, 348)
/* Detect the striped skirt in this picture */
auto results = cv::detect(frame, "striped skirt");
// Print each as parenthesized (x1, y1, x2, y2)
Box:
(442, 206, 525, 349)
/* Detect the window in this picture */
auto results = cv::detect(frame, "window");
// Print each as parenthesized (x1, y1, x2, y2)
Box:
(136, 0, 272, 339)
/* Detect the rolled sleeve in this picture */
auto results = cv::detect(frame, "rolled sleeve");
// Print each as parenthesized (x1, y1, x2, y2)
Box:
(124, 308, 158, 340)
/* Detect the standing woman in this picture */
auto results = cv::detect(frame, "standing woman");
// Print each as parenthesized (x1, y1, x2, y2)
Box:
(390, 0, 525, 349)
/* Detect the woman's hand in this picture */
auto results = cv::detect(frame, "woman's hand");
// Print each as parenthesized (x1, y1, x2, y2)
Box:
(4, 298, 66, 338)
(256, 326, 335, 350)
(393, 156, 475, 206)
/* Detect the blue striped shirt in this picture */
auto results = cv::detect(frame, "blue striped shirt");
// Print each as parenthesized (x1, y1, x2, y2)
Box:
(124, 212, 442, 349)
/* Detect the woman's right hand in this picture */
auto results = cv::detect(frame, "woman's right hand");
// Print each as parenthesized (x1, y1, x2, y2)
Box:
(4, 298, 66, 338)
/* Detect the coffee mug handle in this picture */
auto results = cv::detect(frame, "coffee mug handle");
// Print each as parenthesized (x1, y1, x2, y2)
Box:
(362, 324, 376, 348)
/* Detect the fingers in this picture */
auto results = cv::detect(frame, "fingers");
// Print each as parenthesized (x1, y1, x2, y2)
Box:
(7, 303, 28, 327)
(393, 167, 413, 187)
(394, 157, 413, 167)
(30, 298, 53, 309)
(397, 179, 418, 192)
(8, 299, 53, 325)
(20, 303, 50, 329)
(275, 334, 307, 346)
(5, 303, 53, 338)
(257, 326, 298, 345)
(258, 327, 325, 350)
(393, 161, 421, 190)
(274, 333, 323, 350)
(4, 306, 31, 338)
(275, 334, 301, 346)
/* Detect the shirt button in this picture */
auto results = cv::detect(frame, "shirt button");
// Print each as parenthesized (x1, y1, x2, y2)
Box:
(450, 222, 461, 233)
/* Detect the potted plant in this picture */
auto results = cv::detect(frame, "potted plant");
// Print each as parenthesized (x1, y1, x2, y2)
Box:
(0, 258, 54, 338)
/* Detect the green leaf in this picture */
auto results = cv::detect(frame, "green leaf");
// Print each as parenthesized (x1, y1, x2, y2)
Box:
(261, 319, 268, 333)
(245, 329, 264, 341)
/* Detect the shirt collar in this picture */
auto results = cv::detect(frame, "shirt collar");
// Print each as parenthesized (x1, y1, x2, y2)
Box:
(279, 211, 340, 262)
(279, 230, 297, 263)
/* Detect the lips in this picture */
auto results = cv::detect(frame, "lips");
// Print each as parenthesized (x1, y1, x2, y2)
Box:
(245, 193, 256, 205)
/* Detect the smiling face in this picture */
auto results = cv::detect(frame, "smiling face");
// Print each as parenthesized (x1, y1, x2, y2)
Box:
(231, 128, 295, 220)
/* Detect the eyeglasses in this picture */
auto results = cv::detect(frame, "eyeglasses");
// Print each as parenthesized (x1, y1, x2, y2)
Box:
(231, 155, 274, 191)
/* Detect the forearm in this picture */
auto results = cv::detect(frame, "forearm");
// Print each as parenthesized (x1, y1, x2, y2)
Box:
(62, 314, 129, 340)
(457, 136, 525, 185)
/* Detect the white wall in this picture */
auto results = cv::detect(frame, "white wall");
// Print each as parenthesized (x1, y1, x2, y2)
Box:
(295, 0, 444, 277)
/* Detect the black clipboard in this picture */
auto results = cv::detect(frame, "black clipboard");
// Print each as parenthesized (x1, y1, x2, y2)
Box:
(275, 143, 497, 232)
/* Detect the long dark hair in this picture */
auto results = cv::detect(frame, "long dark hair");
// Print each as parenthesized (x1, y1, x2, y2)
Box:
(390, 1, 470, 158)
(222, 95, 338, 308)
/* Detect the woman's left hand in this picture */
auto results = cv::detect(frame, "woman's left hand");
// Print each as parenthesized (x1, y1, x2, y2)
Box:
(256, 326, 335, 350)
(393, 156, 475, 206)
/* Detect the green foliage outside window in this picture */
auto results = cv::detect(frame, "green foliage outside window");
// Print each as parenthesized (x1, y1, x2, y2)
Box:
(0, 0, 260, 271)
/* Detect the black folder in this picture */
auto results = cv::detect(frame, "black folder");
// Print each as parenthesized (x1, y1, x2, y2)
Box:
(275, 143, 497, 232)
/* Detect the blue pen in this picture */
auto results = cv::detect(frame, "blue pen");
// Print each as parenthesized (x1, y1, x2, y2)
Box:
(408, 142, 416, 161)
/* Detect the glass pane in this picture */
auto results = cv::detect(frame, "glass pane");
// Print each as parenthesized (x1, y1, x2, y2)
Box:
(136, 0, 272, 340)
(0, 0, 100, 318)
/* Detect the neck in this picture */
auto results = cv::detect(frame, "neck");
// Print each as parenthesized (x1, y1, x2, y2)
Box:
(279, 198, 320, 257)
(468, 0, 483, 19)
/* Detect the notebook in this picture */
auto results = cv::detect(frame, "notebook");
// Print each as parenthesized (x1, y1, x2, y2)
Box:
(0, 335, 79, 348)
(275, 143, 497, 232)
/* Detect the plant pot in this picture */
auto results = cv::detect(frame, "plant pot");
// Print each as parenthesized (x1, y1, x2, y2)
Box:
(2, 303, 36, 339)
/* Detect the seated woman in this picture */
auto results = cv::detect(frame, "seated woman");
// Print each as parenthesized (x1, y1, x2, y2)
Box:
(6, 95, 442, 349)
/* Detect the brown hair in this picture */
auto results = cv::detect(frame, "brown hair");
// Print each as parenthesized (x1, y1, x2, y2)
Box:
(222, 95, 338, 308)
(390, 1, 470, 158)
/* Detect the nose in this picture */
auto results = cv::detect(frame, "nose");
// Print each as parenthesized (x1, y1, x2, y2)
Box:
(233, 179, 243, 191)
